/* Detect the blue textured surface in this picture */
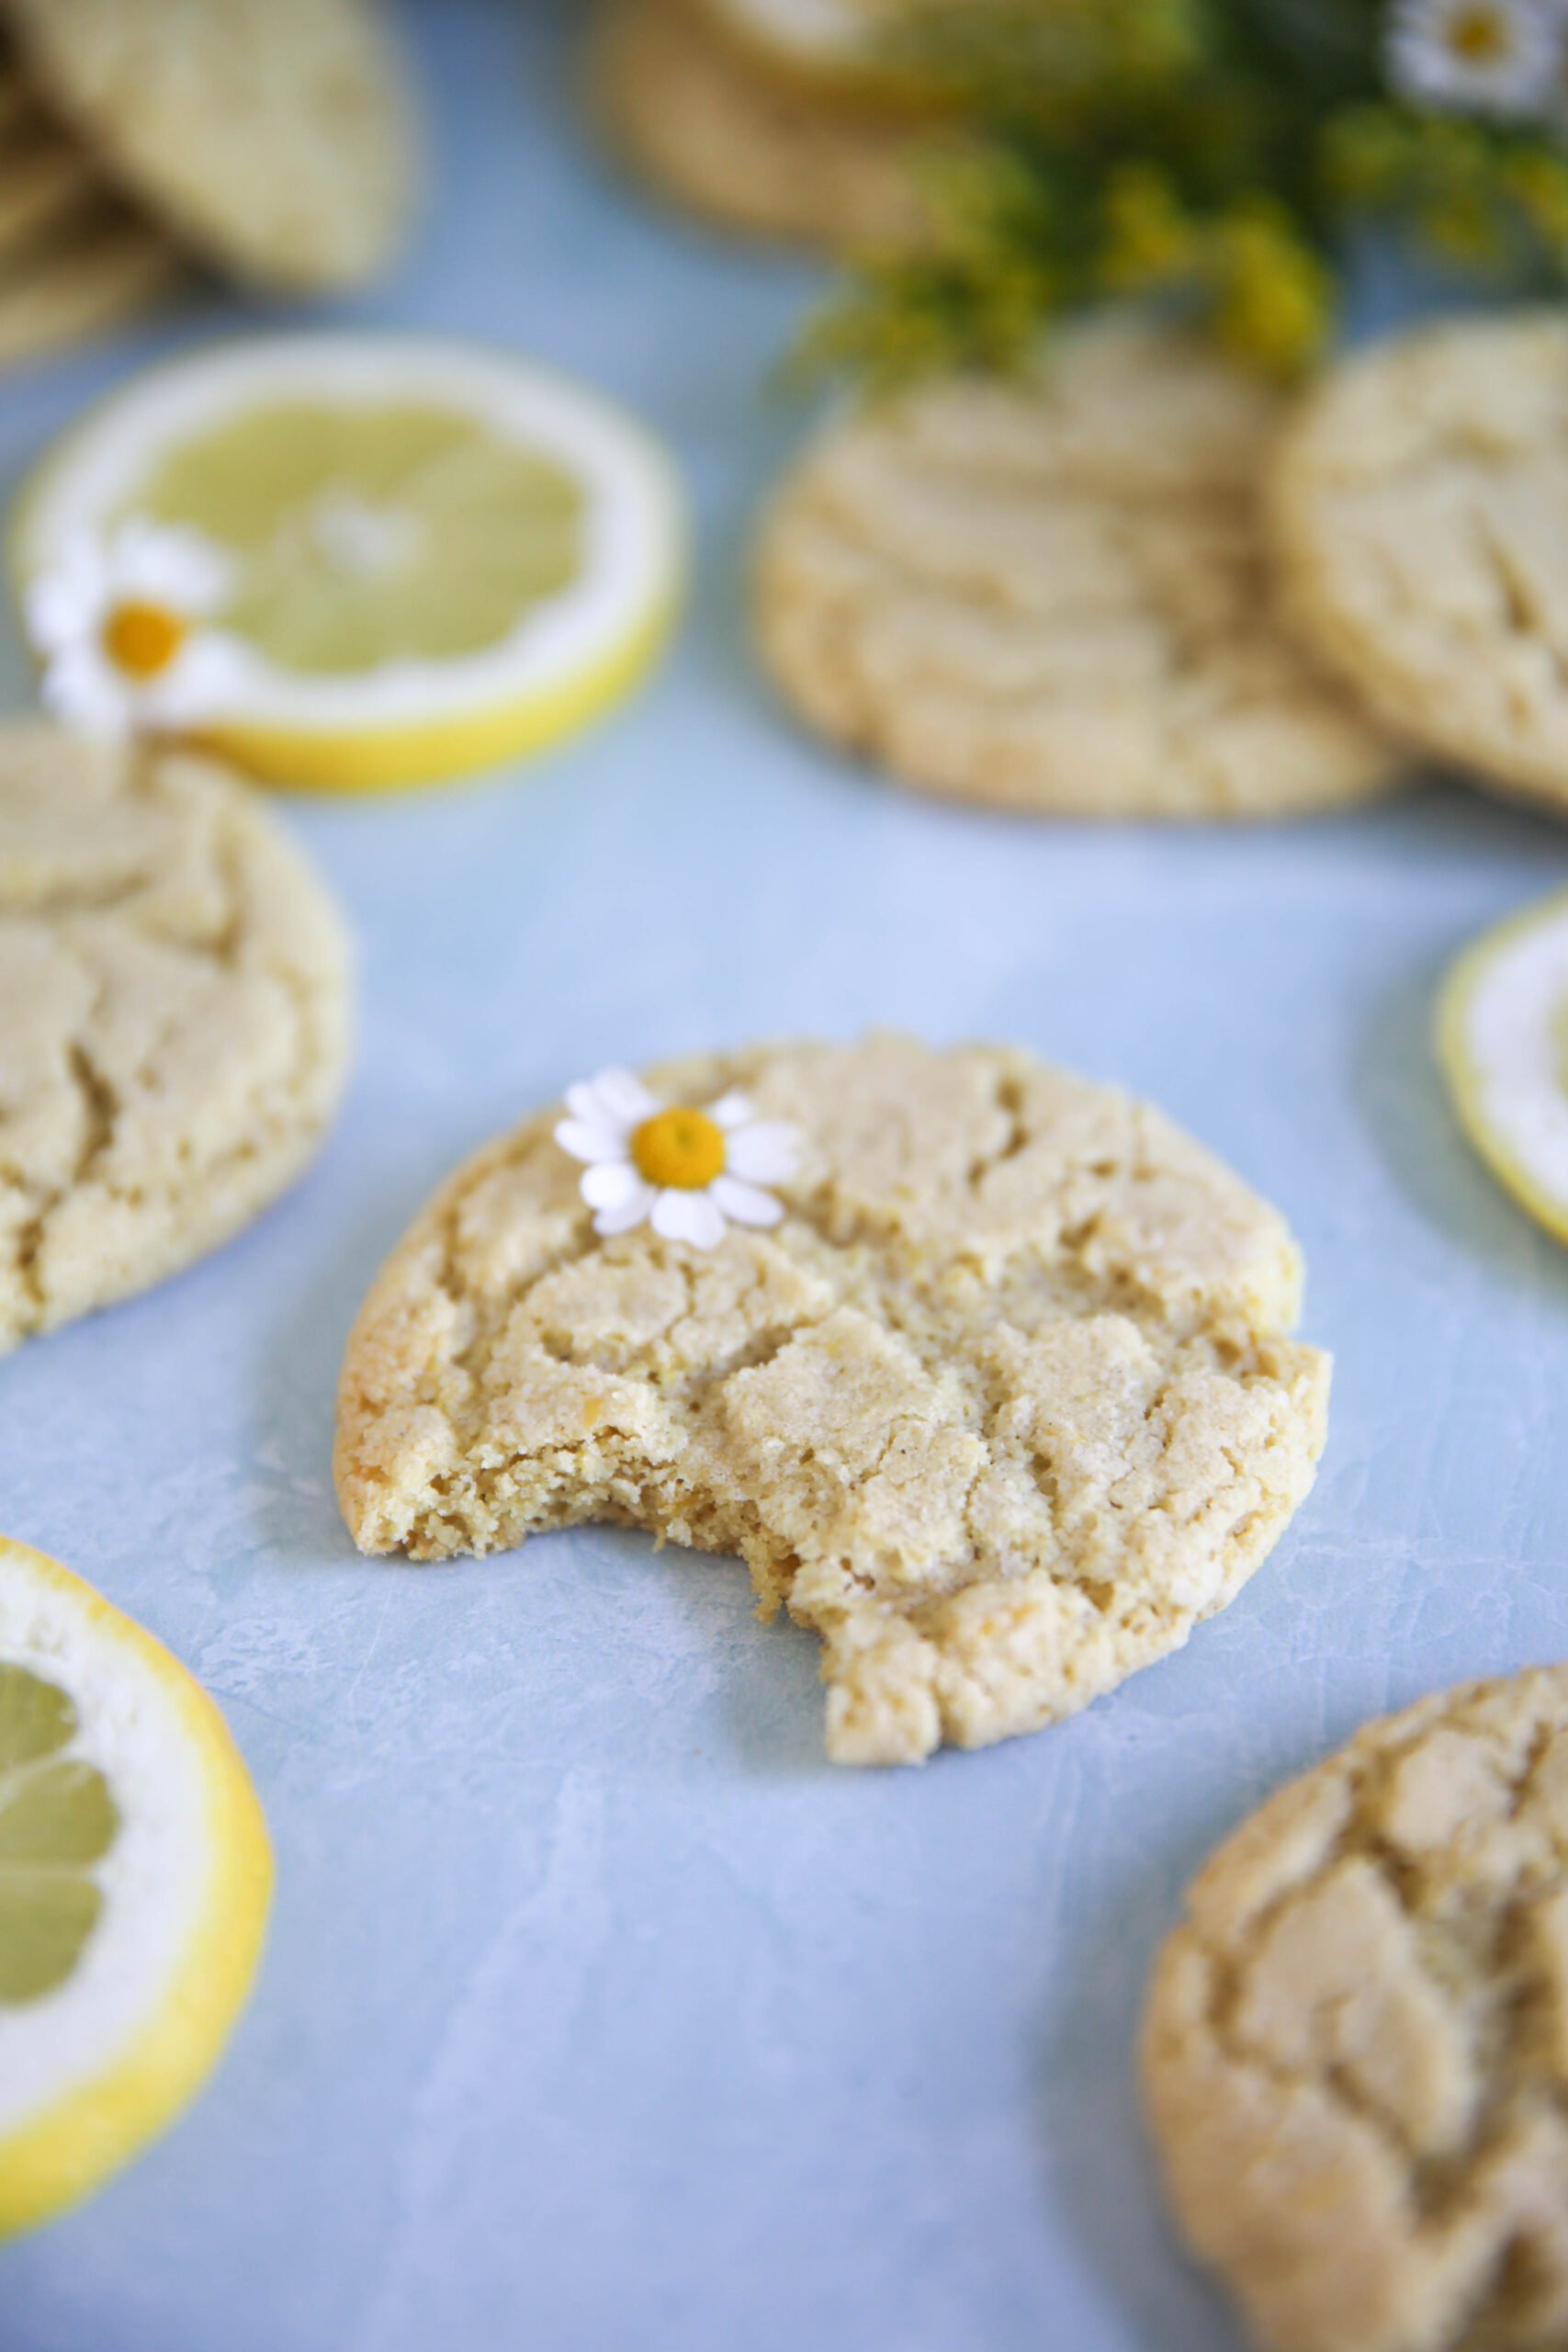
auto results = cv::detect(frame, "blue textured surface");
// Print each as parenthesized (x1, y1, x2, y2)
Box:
(3, 6, 1568, 2348)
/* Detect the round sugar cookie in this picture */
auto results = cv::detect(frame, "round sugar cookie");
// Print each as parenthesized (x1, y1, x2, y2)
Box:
(0, 721, 351, 1352)
(0, 0, 416, 292)
(756, 322, 1404, 820)
(1144, 1663, 1568, 2352)
(335, 1034, 1329, 1767)
(1271, 313, 1568, 820)
(592, 0, 931, 252)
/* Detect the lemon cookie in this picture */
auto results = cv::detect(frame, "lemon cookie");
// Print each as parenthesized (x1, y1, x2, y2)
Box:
(1144, 1664, 1568, 2352)
(0, 0, 416, 293)
(335, 1035, 1328, 1767)
(0, 721, 350, 1353)
(592, 0, 931, 252)
(1271, 313, 1568, 820)
(756, 322, 1403, 819)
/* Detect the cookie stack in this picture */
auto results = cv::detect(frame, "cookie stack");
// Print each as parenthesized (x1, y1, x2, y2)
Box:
(0, 0, 416, 371)
(0, 28, 181, 372)
(592, 0, 937, 251)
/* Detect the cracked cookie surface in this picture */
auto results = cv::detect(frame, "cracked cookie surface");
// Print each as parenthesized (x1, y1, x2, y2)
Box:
(334, 1035, 1328, 1765)
(755, 322, 1402, 819)
(0, 721, 350, 1352)
(1143, 1665, 1568, 2352)
(1270, 314, 1568, 818)
(1, 0, 415, 292)
(592, 0, 931, 253)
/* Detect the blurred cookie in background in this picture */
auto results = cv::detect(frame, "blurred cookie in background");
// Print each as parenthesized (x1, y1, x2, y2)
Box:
(0, 204, 183, 371)
(1271, 312, 1568, 825)
(0, 0, 418, 297)
(591, 0, 937, 252)
(0, 39, 186, 368)
(756, 320, 1404, 820)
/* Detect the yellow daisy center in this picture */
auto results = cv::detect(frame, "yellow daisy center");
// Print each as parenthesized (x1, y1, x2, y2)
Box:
(1447, 5, 1513, 62)
(631, 1106, 727, 1191)
(101, 600, 188, 679)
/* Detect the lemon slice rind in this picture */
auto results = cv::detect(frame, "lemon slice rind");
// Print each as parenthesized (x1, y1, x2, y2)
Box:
(0, 1536, 271, 2240)
(1437, 888, 1568, 1248)
(11, 334, 687, 793)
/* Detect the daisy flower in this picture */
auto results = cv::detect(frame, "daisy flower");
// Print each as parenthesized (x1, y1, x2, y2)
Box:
(556, 1069, 801, 1249)
(1386, 0, 1563, 118)
(26, 519, 241, 744)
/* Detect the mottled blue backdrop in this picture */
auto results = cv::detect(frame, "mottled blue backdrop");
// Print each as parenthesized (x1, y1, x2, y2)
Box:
(3, 6, 1566, 2348)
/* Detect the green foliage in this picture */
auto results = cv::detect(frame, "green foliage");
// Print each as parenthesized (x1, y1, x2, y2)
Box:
(810, 0, 1568, 381)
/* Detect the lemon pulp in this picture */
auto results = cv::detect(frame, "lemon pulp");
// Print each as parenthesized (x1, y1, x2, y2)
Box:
(12, 335, 687, 793)
(0, 1535, 272, 2240)
(0, 1665, 118, 2005)
(1437, 889, 1568, 1248)
(128, 400, 584, 676)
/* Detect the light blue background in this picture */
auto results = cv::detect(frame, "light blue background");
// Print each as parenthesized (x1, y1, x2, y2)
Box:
(3, 5, 1567, 2347)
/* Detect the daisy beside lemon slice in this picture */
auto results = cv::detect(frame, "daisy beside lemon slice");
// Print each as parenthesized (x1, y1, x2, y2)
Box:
(10, 335, 686, 792)
(1438, 888, 1568, 1247)
(0, 1535, 270, 2239)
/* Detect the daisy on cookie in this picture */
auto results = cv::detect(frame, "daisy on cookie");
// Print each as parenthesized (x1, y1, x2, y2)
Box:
(556, 1069, 800, 1249)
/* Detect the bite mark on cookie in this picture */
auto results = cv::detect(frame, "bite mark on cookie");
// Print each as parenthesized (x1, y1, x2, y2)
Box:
(336, 1035, 1328, 1766)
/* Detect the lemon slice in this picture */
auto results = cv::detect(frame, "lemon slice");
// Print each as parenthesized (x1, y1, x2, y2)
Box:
(11, 334, 686, 792)
(1437, 889, 1568, 1246)
(0, 1535, 270, 2239)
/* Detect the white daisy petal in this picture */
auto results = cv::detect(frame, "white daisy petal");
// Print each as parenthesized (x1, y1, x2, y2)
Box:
(710, 1175, 784, 1228)
(581, 1159, 643, 1211)
(725, 1121, 801, 1184)
(708, 1091, 754, 1129)
(570, 1069, 656, 1130)
(555, 1116, 627, 1164)
(26, 573, 96, 650)
(593, 1183, 656, 1237)
(143, 632, 243, 725)
(55, 532, 108, 607)
(587, 1068, 660, 1125)
(117, 519, 233, 610)
(564, 1080, 627, 1134)
(41, 649, 132, 741)
(652, 1188, 726, 1249)
(1387, 0, 1561, 115)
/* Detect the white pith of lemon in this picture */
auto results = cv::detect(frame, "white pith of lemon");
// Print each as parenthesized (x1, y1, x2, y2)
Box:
(0, 1535, 271, 2240)
(1437, 888, 1568, 1247)
(10, 334, 687, 793)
